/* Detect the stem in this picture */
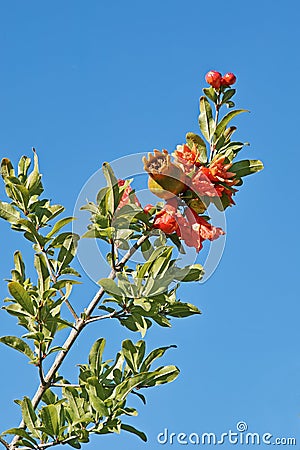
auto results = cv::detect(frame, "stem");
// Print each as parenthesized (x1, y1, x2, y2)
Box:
(9, 233, 150, 450)
(42, 250, 78, 320)
(210, 91, 222, 162)
(0, 438, 10, 450)
(110, 239, 118, 271)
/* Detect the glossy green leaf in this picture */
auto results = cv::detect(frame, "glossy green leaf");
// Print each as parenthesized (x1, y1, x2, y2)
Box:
(17, 219, 44, 247)
(199, 96, 215, 142)
(18, 155, 31, 182)
(21, 397, 39, 437)
(88, 393, 109, 417)
(98, 278, 125, 300)
(122, 339, 138, 373)
(140, 345, 176, 372)
(1, 157, 15, 178)
(2, 428, 37, 444)
(202, 87, 218, 103)
(46, 216, 76, 239)
(13, 251, 26, 283)
(8, 281, 35, 315)
(185, 132, 207, 164)
(167, 302, 201, 318)
(230, 159, 264, 178)
(34, 253, 50, 293)
(0, 201, 20, 224)
(57, 233, 80, 273)
(0, 336, 35, 360)
(222, 88, 236, 103)
(39, 404, 60, 437)
(214, 109, 248, 140)
(121, 424, 147, 442)
(172, 264, 204, 282)
(89, 338, 106, 376)
(143, 365, 180, 387)
(25, 150, 43, 196)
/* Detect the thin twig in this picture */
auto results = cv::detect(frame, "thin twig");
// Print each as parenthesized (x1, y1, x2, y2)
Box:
(9, 232, 150, 450)
(210, 92, 221, 162)
(42, 249, 78, 320)
(38, 350, 46, 386)
(0, 437, 10, 450)
(18, 435, 79, 450)
(51, 383, 80, 388)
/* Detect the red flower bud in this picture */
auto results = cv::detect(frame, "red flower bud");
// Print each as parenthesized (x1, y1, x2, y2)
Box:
(205, 70, 222, 89)
(221, 72, 236, 86)
(144, 204, 154, 214)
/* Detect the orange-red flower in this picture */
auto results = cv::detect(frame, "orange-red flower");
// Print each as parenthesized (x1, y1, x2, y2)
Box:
(191, 155, 237, 206)
(117, 179, 141, 209)
(177, 208, 225, 252)
(191, 169, 217, 197)
(152, 199, 224, 253)
(174, 144, 199, 168)
(153, 203, 179, 235)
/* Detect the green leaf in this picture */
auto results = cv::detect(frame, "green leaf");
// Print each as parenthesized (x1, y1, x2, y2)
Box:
(25, 149, 43, 196)
(13, 251, 26, 283)
(203, 87, 218, 103)
(186, 132, 207, 164)
(0, 336, 35, 360)
(222, 88, 236, 104)
(89, 338, 106, 376)
(57, 233, 80, 274)
(2, 428, 37, 444)
(46, 216, 76, 239)
(167, 302, 201, 318)
(172, 264, 204, 282)
(214, 109, 248, 141)
(140, 345, 176, 372)
(198, 96, 215, 142)
(230, 159, 264, 178)
(102, 162, 120, 214)
(143, 365, 180, 387)
(0, 201, 20, 224)
(88, 392, 109, 417)
(39, 404, 60, 437)
(122, 340, 138, 373)
(8, 281, 35, 315)
(98, 278, 125, 300)
(121, 424, 147, 442)
(21, 397, 39, 437)
(18, 155, 31, 182)
(34, 253, 50, 293)
(1, 157, 15, 178)
(17, 219, 45, 247)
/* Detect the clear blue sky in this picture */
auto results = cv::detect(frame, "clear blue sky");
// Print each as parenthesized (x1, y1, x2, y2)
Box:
(0, 0, 299, 448)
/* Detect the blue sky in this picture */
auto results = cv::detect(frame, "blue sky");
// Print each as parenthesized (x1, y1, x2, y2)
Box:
(0, 0, 299, 448)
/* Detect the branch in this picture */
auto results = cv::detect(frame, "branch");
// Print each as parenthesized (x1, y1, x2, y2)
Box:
(18, 435, 79, 450)
(9, 232, 151, 450)
(51, 383, 80, 388)
(0, 438, 10, 450)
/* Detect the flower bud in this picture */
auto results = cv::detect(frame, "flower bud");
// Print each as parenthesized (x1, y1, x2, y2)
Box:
(205, 70, 222, 89)
(143, 149, 186, 199)
(221, 72, 236, 86)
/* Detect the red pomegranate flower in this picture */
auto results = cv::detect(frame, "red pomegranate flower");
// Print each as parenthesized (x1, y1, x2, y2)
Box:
(117, 179, 141, 209)
(153, 202, 179, 235)
(174, 144, 199, 168)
